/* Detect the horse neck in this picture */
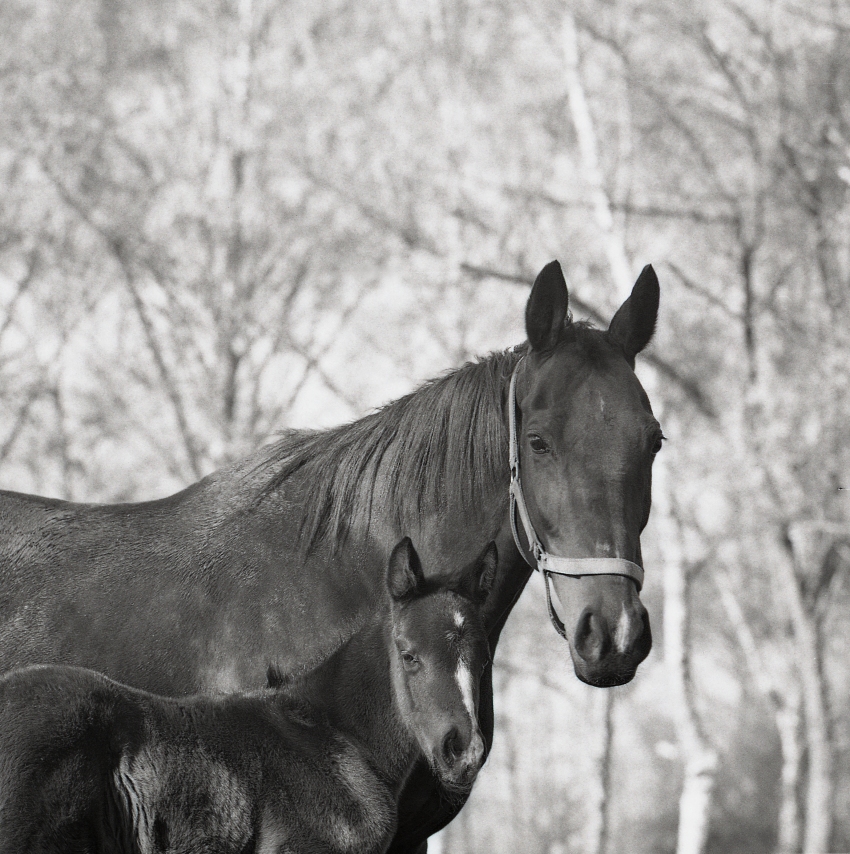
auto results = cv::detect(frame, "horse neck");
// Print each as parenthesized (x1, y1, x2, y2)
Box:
(257, 348, 522, 572)
(254, 348, 534, 671)
(285, 610, 416, 788)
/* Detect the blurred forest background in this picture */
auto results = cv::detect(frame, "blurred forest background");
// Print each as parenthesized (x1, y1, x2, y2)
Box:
(1, 0, 849, 852)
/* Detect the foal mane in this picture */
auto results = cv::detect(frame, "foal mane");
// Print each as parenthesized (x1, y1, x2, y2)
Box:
(257, 348, 524, 552)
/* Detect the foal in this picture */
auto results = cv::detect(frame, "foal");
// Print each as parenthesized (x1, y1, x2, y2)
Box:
(0, 538, 495, 854)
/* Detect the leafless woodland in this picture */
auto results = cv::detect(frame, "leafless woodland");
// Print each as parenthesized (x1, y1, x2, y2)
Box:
(1, 1, 849, 852)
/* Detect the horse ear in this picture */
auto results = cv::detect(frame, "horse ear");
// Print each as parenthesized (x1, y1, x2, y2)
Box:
(607, 264, 660, 367)
(387, 537, 426, 600)
(526, 261, 569, 352)
(460, 541, 498, 603)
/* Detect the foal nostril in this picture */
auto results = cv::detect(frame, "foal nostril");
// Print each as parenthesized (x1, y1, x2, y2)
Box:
(442, 728, 463, 764)
(469, 732, 485, 766)
(574, 609, 611, 664)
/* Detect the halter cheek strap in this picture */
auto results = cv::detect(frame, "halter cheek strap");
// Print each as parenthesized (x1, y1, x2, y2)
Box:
(508, 358, 645, 638)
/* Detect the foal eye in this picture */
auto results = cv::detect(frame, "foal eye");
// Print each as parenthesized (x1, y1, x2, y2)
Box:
(651, 434, 666, 455)
(528, 435, 550, 454)
(401, 652, 420, 670)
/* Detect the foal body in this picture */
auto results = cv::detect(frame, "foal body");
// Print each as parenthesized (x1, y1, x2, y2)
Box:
(0, 665, 390, 853)
(0, 540, 494, 854)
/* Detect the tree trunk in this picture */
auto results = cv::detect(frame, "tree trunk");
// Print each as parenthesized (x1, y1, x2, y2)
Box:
(587, 689, 614, 854)
(775, 692, 803, 854)
(655, 458, 718, 854)
(714, 568, 802, 854)
(559, 26, 627, 853)
(780, 530, 833, 854)
(561, 11, 632, 298)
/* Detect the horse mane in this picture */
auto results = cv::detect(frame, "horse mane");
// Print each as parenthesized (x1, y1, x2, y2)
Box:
(256, 347, 526, 553)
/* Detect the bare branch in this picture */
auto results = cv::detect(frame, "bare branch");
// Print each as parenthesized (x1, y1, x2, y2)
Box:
(112, 243, 205, 481)
(0, 382, 46, 468)
(295, 161, 441, 256)
(662, 261, 742, 321)
(577, 15, 739, 206)
(0, 249, 40, 345)
(36, 163, 206, 481)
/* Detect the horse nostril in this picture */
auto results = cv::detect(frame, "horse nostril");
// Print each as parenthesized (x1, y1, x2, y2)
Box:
(442, 728, 463, 764)
(574, 609, 611, 664)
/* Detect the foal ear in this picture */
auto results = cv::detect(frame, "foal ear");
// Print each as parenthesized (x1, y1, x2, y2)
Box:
(607, 264, 660, 367)
(526, 260, 569, 352)
(460, 541, 498, 603)
(387, 537, 426, 600)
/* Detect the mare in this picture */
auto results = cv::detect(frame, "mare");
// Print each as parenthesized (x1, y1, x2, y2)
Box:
(0, 538, 494, 853)
(0, 260, 662, 853)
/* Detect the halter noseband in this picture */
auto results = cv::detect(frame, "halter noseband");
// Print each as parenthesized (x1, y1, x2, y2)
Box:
(508, 357, 645, 638)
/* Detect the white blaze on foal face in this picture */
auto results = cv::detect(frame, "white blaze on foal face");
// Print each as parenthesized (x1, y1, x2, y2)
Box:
(454, 657, 476, 723)
(452, 609, 476, 722)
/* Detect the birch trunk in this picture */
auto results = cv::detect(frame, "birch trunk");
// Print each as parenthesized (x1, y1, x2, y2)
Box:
(558, 18, 628, 853)
(561, 12, 632, 298)
(587, 689, 614, 854)
(714, 569, 802, 853)
(775, 693, 803, 854)
(655, 458, 718, 854)
(779, 530, 833, 854)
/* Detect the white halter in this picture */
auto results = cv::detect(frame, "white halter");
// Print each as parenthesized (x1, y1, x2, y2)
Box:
(507, 357, 644, 635)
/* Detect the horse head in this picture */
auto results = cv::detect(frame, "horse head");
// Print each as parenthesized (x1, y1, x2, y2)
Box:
(386, 537, 495, 794)
(514, 260, 660, 687)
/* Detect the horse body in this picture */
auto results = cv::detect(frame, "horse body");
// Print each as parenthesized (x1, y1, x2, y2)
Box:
(0, 465, 381, 694)
(0, 540, 492, 854)
(0, 261, 662, 852)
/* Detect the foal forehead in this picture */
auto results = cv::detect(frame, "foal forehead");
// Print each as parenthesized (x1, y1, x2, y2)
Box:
(398, 593, 483, 645)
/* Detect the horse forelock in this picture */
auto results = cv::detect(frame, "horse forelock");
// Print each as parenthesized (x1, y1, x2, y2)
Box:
(541, 319, 612, 365)
(256, 349, 525, 552)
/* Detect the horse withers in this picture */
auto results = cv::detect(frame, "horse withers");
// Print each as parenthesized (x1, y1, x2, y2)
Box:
(0, 538, 495, 853)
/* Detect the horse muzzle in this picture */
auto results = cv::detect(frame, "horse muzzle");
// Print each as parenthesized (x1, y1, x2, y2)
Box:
(571, 603, 652, 687)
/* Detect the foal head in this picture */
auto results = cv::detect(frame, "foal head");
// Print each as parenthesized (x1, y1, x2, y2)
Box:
(386, 537, 495, 795)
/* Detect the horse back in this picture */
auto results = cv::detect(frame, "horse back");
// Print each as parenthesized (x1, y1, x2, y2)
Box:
(0, 467, 382, 697)
(0, 477, 270, 693)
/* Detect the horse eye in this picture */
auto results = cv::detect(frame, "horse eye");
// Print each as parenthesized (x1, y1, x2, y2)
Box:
(528, 435, 550, 454)
(651, 435, 665, 455)
(401, 652, 420, 670)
